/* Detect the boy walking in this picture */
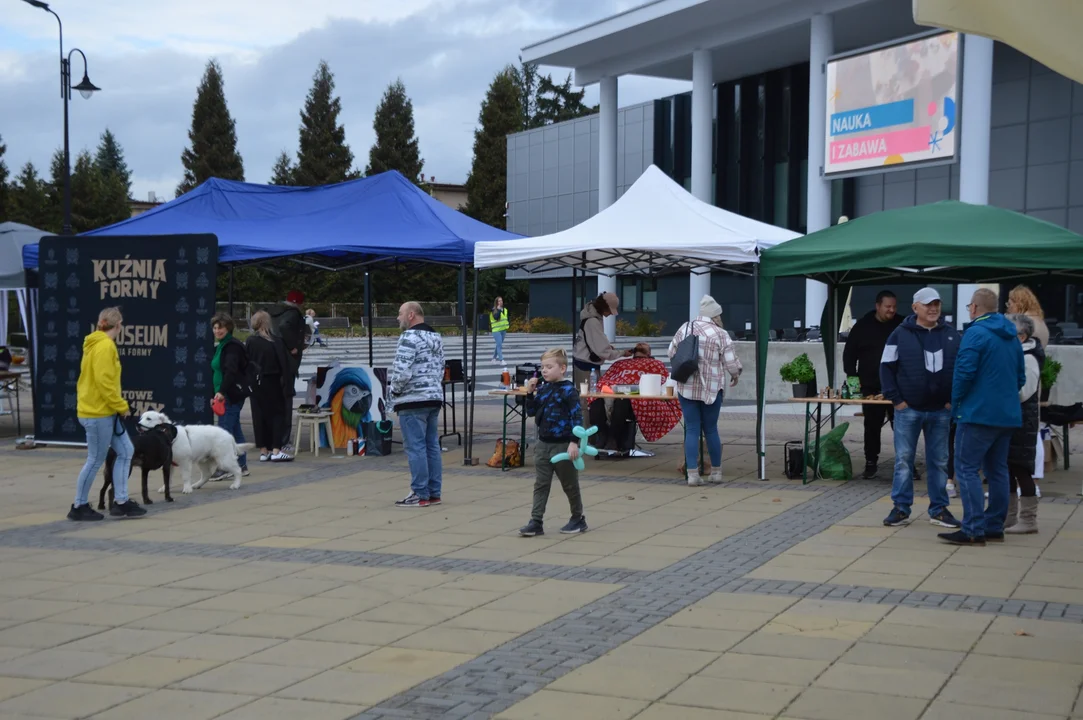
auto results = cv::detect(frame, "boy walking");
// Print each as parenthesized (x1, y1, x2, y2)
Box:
(305, 309, 329, 348)
(519, 349, 588, 537)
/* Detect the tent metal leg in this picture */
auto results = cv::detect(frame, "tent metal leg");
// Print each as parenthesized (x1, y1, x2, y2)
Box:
(570, 266, 578, 350)
(364, 271, 373, 367)
(754, 264, 766, 480)
(465, 267, 480, 465)
(227, 266, 234, 318)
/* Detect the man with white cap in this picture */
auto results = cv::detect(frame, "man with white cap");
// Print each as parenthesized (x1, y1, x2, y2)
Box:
(880, 287, 961, 529)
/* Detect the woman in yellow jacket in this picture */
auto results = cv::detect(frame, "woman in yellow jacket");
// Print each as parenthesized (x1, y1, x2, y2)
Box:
(68, 308, 146, 520)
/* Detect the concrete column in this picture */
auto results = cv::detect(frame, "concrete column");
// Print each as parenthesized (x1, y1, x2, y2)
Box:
(689, 49, 715, 320)
(598, 75, 619, 339)
(958, 34, 994, 327)
(805, 13, 833, 328)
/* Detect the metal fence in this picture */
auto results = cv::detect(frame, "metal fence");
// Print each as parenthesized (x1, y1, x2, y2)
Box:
(214, 302, 531, 329)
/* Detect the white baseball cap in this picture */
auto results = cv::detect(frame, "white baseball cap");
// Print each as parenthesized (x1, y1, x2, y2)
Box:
(913, 288, 941, 305)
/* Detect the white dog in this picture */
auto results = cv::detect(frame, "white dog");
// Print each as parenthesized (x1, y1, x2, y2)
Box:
(138, 411, 255, 494)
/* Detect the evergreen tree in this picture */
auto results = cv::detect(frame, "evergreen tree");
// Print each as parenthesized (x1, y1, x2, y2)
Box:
(535, 73, 595, 124)
(294, 61, 355, 186)
(0, 134, 9, 222)
(513, 59, 540, 130)
(464, 67, 520, 230)
(177, 59, 244, 197)
(365, 79, 424, 183)
(8, 162, 55, 231)
(93, 128, 132, 194)
(269, 151, 295, 185)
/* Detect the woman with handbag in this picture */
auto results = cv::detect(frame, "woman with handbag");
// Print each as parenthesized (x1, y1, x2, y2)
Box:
(668, 295, 742, 486)
(572, 292, 630, 421)
(69, 307, 145, 520)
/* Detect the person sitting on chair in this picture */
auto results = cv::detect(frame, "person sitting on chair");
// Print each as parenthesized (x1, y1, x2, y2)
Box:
(588, 343, 681, 453)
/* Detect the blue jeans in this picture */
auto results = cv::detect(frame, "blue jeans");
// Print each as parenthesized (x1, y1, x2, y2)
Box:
(75, 416, 134, 506)
(493, 330, 506, 361)
(955, 422, 1013, 537)
(217, 398, 248, 469)
(891, 407, 951, 517)
(678, 391, 723, 471)
(398, 407, 442, 499)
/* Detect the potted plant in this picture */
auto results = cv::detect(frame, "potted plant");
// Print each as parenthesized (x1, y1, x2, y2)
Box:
(1040, 358, 1062, 402)
(780, 353, 817, 398)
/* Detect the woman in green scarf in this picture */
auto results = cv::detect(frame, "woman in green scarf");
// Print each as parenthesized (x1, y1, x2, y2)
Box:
(211, 313, 250, 476)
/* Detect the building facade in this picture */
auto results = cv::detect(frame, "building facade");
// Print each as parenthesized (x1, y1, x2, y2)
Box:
(508, 0, 1083, 334)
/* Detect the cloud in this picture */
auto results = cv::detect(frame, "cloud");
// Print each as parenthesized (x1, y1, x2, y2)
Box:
(1, 0, 690, 199)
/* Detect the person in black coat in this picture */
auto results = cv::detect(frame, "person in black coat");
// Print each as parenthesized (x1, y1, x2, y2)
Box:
(245, 311, 294, 462)
(1005, 314, 1044, 534)
(211, 313, 250, 477)
(843, 290, 903, 478)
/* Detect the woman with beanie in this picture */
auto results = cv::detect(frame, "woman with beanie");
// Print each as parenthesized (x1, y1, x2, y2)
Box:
(668, 295, 742, 486)
(69, 307, 146, 520)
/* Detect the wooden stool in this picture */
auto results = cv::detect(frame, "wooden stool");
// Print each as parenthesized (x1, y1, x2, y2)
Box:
(294, 413, 334, 456)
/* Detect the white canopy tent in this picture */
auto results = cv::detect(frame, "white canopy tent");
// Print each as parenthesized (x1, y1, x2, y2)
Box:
(0, 222, 48, 348)
(474, 165, 800, 275)
(464, 164, 801, 465)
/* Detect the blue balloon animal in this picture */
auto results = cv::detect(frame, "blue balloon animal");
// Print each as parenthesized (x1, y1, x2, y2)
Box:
(550, 425, 599, 470)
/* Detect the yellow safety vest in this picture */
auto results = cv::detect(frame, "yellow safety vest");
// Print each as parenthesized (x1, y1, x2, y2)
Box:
(491, 309, 510, 333)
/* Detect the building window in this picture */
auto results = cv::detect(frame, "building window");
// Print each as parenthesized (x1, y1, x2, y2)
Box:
(621, 278, 638, 312)
(642, 278, 658, 313)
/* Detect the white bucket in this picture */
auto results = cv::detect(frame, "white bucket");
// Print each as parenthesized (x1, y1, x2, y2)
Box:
(639, 373, 663, 396)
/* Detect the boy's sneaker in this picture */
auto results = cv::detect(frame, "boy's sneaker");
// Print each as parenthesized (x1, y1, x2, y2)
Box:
(109, 500, 147, 518)
(560, 516, 588, 534)
(518, 520, 544, 537)
(883, 508, 911, 527)
(929, 509, 961, 529)
(67, 503, 103, 521)
(240, 466, 251, 477)
(395, 492, 424, 508)
(428, 496, 442, 506)
(938, 530, 985, 546)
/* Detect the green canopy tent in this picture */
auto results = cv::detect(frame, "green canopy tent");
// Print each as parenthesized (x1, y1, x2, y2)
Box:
(753, 200, 1083, 480)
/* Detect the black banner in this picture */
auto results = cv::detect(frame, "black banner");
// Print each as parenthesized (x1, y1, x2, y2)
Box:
(35, 235, 219, 443)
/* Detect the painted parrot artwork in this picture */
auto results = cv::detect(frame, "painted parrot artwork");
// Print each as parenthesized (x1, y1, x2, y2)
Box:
(315, 364, 387, 449)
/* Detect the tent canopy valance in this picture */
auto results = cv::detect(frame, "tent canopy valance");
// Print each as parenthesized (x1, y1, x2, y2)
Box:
(22, 170, 521, 271)
(473, 165, 801, 275)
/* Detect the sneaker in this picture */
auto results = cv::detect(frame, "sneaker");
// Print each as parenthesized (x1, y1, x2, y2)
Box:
(395, 492, 425, 508)
(883, 508, 911, 527)
(560, 516, 588, 534)
(518, 520, 544, 537)
(259, 454, 271, 462)
(428, 496, 442, 506)
(67, 503, 103, 522)
(707, 469, 723, 484)
(687, 472, 704, 487)
(270, 452, 294, 462)
(109, 500, 147, 518)
(929, 509, 961, 529)
(938, 530, 985, 546)
(240, 466, 251, 477)
(862, 460, 878, 479)
(210, 469, 232, 481)
(281, 444, 295, 454)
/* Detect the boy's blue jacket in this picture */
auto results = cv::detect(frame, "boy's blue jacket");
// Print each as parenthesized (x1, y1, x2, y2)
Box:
(951, 313, 1026, 427)
(879, 316, 959, 411)
(526, 380, 582, 445)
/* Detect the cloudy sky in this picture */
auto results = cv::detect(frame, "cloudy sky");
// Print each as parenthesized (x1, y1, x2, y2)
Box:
(2, 0, 690, 200)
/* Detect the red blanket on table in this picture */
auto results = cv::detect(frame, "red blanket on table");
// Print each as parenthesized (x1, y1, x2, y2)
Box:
(591, 357, 682, 442)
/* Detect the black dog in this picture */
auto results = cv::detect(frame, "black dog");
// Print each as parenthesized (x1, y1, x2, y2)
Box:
(99, 424, 178, 509)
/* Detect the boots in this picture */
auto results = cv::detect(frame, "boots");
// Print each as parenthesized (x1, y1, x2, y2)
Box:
(1004, 495, 1018, 530)
(1005, 496, 1039, 534)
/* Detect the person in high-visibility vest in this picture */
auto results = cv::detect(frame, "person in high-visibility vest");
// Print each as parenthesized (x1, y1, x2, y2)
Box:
(490, 297, 509, 363)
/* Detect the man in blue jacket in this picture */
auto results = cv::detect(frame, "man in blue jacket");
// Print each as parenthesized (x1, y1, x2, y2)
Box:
(880, 288, 960, 530)
(940, 288, 1026, 546)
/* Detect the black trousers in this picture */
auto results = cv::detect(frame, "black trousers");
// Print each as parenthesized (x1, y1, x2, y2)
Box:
(863, 401, 892, 463)
(251, 378, 286, 451)
(588, 398, 636, 452)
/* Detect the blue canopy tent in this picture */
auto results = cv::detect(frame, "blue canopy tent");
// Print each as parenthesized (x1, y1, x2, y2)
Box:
(22, 171, 520, 462)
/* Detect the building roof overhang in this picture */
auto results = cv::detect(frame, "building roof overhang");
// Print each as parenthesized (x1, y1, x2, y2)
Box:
(523, 0, 924, 85)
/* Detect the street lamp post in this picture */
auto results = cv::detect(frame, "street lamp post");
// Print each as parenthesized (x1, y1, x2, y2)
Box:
(21, 0, 100, 235)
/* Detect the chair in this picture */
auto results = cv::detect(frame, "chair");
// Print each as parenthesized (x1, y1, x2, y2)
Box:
(294, 411, 334, 456)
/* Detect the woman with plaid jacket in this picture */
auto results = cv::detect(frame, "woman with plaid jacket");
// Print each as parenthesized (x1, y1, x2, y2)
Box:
(668, 295, 743, 486)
